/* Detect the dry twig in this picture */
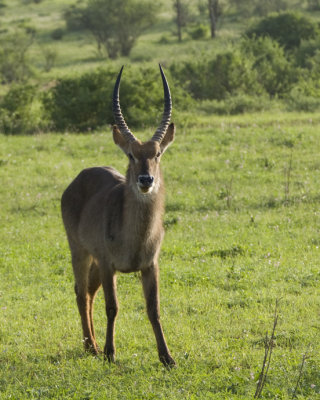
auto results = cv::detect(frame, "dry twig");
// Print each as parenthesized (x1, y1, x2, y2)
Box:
(292, 351, 311, 399)
(254, 300, 279, 398)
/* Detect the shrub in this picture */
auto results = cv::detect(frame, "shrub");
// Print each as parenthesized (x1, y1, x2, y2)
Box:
(285, 73, 320, 111)
(43, 67, 192, 132)
(246, 12, 319, 50)
(43, 69, 113, 132)
(286, 87, 320, 112)
(63, 5, 86, 32)
(295, 36, 320, 68)
(240, 36, 295, 96)
(42, 47, 58, 72)
(0, 29, 35, 83)
(158, 35, 171, 44)
(51, 28, 64, 40)
(0, 84, 44, 134)
(170, 50, 263, 100)
(189, 24, 208, 40)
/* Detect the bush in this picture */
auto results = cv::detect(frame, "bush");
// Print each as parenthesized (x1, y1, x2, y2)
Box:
(158, 34, 171, 44)
(170, 50, 263, 101)
(246, 12, 319, 50)
(43, 66, 192, 132)
(240, 36, 295, 96)
(0, 29, 35, 83)
(51, 28, 64, 40)
(295, 36, 320, 68)
(286, 88, 320, 112)
(42, 47, 58, 72)
(285, 73, 320, 111)
(0, 84, 45, 134)
(189, 24, 208, 40)
(63, 5, 86, 31)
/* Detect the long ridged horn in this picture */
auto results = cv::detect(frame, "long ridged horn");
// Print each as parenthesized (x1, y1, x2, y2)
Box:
(151, 64, 172, 143)
(112, 66, 137, 143)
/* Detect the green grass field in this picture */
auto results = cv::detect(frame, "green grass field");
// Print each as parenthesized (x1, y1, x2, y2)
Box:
(1, 112, 320, 399)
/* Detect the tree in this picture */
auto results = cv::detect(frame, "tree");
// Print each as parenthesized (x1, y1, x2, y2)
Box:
(64, 0, 157, 59)
(173, 0, 190, 42)
(198, 0, 223, 39)
(208, 0, 220, 38)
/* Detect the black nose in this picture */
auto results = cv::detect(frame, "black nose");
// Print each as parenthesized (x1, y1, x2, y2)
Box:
(138, 175, 154, 186)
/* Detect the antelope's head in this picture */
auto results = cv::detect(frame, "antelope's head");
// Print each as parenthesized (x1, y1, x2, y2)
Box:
(112, 65, 175, 197)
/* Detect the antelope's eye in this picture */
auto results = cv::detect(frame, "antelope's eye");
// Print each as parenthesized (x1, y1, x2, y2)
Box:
(156, 152, 161, 158)
(128, 153, 134, 161)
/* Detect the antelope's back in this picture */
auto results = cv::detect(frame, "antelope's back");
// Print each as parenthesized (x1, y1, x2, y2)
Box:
(61, 166, 124, 242)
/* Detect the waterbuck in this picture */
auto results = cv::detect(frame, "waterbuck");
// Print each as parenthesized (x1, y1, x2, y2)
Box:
(61, 65, 176, 367)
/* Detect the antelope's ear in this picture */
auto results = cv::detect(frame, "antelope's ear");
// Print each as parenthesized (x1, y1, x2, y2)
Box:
(160, 123, 175, 154)
(113, 125, 129, 153)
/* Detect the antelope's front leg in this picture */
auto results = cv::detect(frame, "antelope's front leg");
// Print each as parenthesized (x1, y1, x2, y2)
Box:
(141, 264, 176, 367)
(101, 268, 118, 362)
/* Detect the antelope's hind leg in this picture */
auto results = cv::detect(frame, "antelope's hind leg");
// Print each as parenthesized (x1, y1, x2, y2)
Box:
(88, 261, 102, 352)
(100, 266, 118, 363)
(72, 249, 99, 355)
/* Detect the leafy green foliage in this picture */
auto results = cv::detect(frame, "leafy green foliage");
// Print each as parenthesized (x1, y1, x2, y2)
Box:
(41, 46, 58, 72)
(0, 28, 35, 83)
(0, 84, 43, 134)
(43, 66, 192, 131)
(170, 50, 261, 100)
(0, 1, 320, 132)
(294, 35, 320, 68)
(246, 12, 319, 50)
(170, 33, 317, 105)
(286, 72, 320, 112)
(240, 36, 295, 96)
(188, 24, 209, 40)
(51, 28, 64, 40)
(43, 68, 115, 132)
(63, 4, 86, 31)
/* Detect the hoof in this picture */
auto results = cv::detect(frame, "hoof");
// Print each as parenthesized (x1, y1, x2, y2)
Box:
(104, 353, 115, 363)
(84, 340, 100, 356)
(86, 346, 99, 356)
(104, 347, 116, 363)
(160, 354, 176, 368)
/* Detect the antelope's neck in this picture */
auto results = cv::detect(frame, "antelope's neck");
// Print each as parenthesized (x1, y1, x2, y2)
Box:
(123, 184, 165, 241)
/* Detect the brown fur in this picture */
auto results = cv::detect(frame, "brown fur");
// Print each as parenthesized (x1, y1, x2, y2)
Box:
(61, 123, 176, 366)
